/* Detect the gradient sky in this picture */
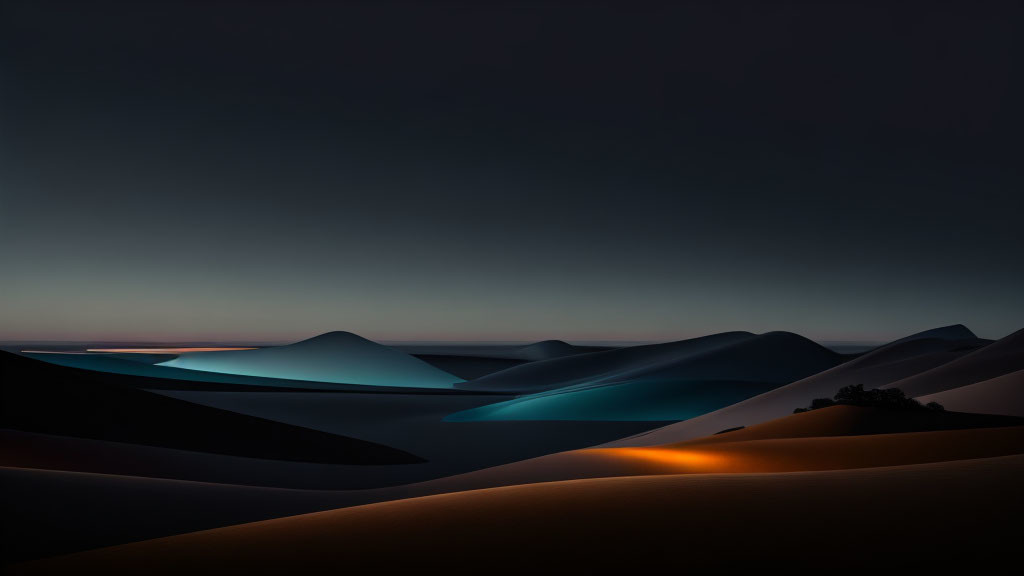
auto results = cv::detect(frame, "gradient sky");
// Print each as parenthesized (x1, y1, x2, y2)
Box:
(2, 1, 1022, 343)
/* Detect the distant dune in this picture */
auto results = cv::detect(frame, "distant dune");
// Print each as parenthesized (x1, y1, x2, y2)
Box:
(604, 327, 993, 446)
(511, 339, 580, 360)
(161, 331, 463, 388)
(882, 327, 1024, 397)
(882, 323, 978, 346)
(916, 369, 1024, 417)
(454, 331, 757, 393)
(19, 456, 1022, 573)
(447, 332, 843, 421)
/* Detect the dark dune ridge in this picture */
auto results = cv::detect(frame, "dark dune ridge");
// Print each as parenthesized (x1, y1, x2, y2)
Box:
(446, 332, 844, 420)
(18, 456, 1022, 574)
(0, 389, 666, 488)
(881, 323, 979, 347)
(882, 326, 1024, 397)
(0, 466, 358, 563)
(454, 331, 757, 393)
(0, 352, 422, 465)
(409, 354, 525, 380)
(160, 331, 462, 388)
(460, 331, 843, 393)
(405, 339, 608, 379)
(606, 326, 996, 446)
(399, 339, 605, 361)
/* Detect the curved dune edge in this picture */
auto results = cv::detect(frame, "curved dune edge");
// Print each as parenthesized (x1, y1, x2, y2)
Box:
(17, 455, 1024, 574)
(599, 334, 991, 447)
(413, 424, 1024, 495)
(916, 369, 1024, 417)
(408, 407, 1024, 493)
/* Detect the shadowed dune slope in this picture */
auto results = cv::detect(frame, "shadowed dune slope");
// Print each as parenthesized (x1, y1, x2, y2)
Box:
(449, 332, 843, 422)
(511, 339, 581, 360)
(0, 466, 359, 563)
(409, 354, 524, 379)
(604, 329, 992, 446)
(446, 378, 781, 421)
(455, 331, 757, 393)
(675, 404, 1024, 444)
(19, 456, 1023, 574)
(0, 352, 422, 465)
(161, 331, 462, 388)
(916, 369, 1024, 417)
(883, 323, 978, 346)
(882, 327, 1024, 397)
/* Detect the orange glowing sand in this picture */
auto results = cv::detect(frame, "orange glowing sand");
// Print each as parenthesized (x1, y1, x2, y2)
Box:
(410, 406, 1024, 492)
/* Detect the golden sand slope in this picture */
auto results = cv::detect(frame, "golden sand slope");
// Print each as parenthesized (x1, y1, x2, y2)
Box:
(17, 455, 1023, 574)
(412, 407, 1024, 492)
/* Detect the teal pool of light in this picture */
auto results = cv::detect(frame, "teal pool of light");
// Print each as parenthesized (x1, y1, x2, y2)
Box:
(444, 378, 780, 421)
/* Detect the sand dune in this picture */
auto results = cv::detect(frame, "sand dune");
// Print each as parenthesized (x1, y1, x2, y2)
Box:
(17, 350, 478, 392)
(455, 331, 757, 393)
(447, 332, 843, 421)
(882, 323, 978, 346)
(0, 466, 358, 563)
(161, 331, 462, 388)
(882, 327, 1024, 397)
(407, 354, 524, 379)
(19, 455, 1023, 574)
(603, 329, 991, 446)
(418, 407, 1024, 492)
(0, 352, 422, 465)
(916, 369, 1024, 417)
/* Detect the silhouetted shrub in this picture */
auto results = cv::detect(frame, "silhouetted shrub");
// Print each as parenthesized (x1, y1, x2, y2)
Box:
(794, 383, 943, 413)
(810, 397, 837, 410)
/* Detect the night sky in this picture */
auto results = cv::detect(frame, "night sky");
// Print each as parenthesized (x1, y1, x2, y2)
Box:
(2, 1, 1022, 343)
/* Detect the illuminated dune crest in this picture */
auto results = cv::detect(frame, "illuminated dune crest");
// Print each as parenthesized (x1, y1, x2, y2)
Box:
(161, 331, 463, 388)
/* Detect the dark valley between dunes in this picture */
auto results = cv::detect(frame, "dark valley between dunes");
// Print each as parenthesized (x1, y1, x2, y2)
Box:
(3, 324, 1023, 573)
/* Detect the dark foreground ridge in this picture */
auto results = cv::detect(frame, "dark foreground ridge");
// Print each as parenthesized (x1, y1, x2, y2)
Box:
(0, 352, 424, 465)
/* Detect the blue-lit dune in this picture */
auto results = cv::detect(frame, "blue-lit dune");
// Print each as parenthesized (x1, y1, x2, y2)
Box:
(455, 331, 758, 393)
(445, 379, 780, 421)
(447, 332, 843, 421)
(19, 352, 365, 390)
(160, 331, 463, 388)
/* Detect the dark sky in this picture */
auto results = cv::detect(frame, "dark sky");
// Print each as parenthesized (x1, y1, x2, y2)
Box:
(2, 1, 1022, 343)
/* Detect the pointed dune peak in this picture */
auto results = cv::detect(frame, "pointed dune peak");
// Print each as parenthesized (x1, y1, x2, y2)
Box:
(160, 331, 462, 388)
(514, 340, 577, 360)
(886, 324, 977, 347)
(290, 331, 377, 346)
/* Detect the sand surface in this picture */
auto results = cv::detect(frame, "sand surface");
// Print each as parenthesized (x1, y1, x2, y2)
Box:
(19, 455, 1022, 574)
